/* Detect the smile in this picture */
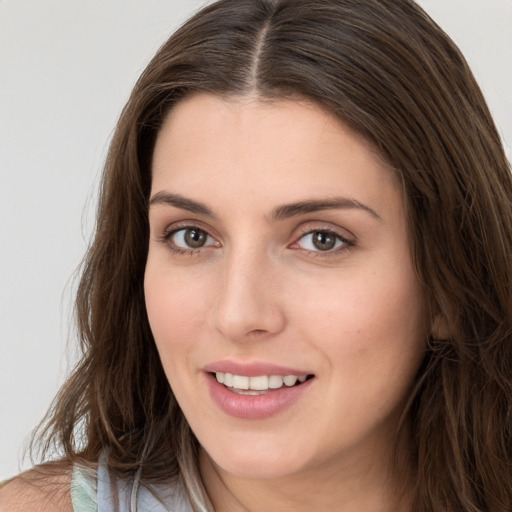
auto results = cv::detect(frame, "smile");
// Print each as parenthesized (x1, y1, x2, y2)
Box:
(215, 372, 309, 393)
(205, 368, 315, 419)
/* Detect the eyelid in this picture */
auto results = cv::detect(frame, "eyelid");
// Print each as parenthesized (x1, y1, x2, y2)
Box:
(289, 223, 355, 254)
(157, 221, 221, 255)
(294, 221, 354, 241)
(168, 227, 217, 246)
(156, 217, 220, 241)
(154, 219, 354, 256)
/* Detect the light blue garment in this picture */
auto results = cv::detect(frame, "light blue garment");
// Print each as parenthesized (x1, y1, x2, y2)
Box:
(71, 458, 193, 512)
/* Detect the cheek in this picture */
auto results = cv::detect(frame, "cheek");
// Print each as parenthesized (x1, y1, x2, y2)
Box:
(144, 265, 211, 411)
(293, 271, 427, 438)
(144, 264, 209, 357)
(292, 264, 427, 381)
(297, 269, 424, 334)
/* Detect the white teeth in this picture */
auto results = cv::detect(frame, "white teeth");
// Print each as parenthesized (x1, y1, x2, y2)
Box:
(249, 375, 268, 390)
(214, 372, 309, 391)
(232, 375, 249, 390)
(268, 375, 284, 389)
(223, 373, 233, 387)
(283, 375, 298, 387)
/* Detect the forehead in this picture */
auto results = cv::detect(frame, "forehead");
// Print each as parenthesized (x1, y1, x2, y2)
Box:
(155, 92, 381, 159)
(151, 93, 400, 219)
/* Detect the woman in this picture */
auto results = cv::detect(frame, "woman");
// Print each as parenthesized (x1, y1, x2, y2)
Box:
(1, 0, 511, 510)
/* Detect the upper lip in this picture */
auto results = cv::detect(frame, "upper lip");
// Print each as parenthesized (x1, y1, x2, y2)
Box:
(203, 360, 313, 377)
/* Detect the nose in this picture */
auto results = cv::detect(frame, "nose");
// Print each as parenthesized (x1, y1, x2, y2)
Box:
(210, 249, 286, 342)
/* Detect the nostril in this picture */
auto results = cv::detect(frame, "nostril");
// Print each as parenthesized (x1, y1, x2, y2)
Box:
(247, 328, 268, 336)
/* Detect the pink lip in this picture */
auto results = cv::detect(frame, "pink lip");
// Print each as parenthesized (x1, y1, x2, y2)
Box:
(203, 360, 315, 420)
(203, 360, 311, 377)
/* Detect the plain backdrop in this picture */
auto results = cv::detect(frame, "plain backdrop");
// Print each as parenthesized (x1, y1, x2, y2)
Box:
(1, 0, 511, 480)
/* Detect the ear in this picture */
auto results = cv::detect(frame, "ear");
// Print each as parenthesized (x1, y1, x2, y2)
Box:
(430, 313, 450, 340)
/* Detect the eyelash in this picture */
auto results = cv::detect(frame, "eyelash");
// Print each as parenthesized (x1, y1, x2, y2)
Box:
(158, 225, 218, 256)
(157, 225, 354, 257)
(291, 227, 354, 256)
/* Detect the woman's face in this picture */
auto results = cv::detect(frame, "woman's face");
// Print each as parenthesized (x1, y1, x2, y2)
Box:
(145, 93, 428, 481)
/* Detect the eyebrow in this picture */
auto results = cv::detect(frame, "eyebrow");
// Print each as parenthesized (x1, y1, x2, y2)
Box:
(149, 191, 381, 221)
(149, 191, 214, 217)
(270, 198, 381, 222)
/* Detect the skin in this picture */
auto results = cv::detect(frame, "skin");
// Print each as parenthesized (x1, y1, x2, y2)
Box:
(145, 93, 430, 511)
(0, 469, 72, 512)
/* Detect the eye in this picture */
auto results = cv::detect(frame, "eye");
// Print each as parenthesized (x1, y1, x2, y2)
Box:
(163, 226, 219, 253)
(295, 230, 349, 253)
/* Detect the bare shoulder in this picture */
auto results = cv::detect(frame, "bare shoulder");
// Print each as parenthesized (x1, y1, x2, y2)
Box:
(0, 466, 73, 512)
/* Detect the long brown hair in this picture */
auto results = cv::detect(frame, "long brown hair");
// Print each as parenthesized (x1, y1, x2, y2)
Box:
(33, 1, 512, 510)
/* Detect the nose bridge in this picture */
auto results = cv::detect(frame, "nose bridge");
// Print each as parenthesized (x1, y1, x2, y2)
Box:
(211, 244, 285, 341)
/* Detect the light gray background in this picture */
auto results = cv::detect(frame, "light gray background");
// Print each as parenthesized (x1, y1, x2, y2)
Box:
(1, 0, 511, 480)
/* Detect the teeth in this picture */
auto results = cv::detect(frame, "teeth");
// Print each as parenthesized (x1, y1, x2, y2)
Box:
(223, 373, 233, 387)
(283, 375, 298, 386)
(268, 375, 284, 389)
(232, 375, 249, 390)
(249, 375, 268, 390)
(214, 372, 309, 391)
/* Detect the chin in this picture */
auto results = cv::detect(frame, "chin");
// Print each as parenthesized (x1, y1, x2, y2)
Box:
(201, 436, 311, 480)
(214, 457, 302, 480)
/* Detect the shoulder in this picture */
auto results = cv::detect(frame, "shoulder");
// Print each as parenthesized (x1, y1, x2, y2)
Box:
(0, 467, 73, 512)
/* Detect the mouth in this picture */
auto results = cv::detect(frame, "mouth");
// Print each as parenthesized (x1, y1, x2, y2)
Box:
(210, 371, 315, 395)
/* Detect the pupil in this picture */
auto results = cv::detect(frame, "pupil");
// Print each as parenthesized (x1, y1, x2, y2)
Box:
(313, 231, 336, 251)
(185, 229, 206, 248)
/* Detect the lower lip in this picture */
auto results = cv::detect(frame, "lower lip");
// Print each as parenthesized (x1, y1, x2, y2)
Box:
(205, 373, 314, 420)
